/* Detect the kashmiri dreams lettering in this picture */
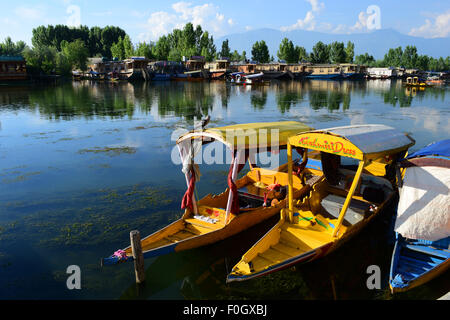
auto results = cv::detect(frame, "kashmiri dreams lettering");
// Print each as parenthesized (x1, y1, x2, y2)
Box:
(297, 136, 357, 157)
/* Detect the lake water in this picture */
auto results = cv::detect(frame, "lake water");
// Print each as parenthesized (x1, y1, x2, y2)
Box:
(0, 79, 448, 300)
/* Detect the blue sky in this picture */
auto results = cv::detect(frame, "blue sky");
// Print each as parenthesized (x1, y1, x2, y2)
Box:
(1, 0, 449, 44)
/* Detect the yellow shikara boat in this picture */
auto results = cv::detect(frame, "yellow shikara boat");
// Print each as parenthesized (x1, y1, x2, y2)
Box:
(102, 121, 321, 265)
(405, 76, 430, 87)
(227, 124, 415, 282)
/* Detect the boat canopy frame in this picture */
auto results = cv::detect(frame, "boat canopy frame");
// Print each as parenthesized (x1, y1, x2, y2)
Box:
(176, 121, 313, 225)
(286, 124, 415, 237)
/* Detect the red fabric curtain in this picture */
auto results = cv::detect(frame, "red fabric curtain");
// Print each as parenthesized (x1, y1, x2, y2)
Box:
(181, 168, 196, 211)
(227, 152, 248, 214)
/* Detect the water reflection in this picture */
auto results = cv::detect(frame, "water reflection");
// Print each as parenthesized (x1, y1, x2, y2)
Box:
(0, 80, 446, 121)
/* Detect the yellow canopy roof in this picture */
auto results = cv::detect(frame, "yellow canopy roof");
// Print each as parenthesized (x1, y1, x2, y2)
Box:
(288, 124, 415, 160)
(177, 121, 312, 150)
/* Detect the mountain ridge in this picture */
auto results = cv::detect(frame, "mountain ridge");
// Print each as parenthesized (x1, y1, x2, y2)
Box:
(215, 28, 449, 60)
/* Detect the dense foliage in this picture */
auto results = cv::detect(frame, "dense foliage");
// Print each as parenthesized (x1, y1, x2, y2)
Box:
(251, 40, 270, 63)
(2, 23, 449, 75)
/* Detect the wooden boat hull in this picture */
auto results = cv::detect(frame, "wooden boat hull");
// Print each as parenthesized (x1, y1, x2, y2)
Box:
(389, 235, 450, 294)
(102, 167, 315, 266)
(227, 172, 396, 282)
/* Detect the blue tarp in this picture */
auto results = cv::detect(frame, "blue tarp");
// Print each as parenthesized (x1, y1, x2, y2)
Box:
(407, 139, 450, 159)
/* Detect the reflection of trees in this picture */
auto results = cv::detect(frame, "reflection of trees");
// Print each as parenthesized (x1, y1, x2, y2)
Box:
(250, 88, 268, 110)
(26, 82, 137, 119)
(153, 82, 214, 120)
(274, 81, 305, 113)
(0, 81, 220, 120)
(305, 81, 351, 111)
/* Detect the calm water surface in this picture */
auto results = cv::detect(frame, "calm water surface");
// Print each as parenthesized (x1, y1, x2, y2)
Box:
(0, 80, 448, 299)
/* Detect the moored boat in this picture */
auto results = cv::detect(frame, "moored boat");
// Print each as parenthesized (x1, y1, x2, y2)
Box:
(389, 139, 450, 294)
(227, 124, 415, 282)
(102, 121, 319, 265)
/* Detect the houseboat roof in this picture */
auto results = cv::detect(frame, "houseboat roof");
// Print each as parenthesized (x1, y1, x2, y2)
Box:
(0, 56, 25, 62)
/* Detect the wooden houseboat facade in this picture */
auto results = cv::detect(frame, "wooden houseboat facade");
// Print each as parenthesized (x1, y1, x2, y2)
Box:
(305, 64, 343, 80)
(0, 56, 27, 81)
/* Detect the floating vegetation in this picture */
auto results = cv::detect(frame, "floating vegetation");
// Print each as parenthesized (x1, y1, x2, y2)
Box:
(2, 171, 41, 184)
(0, 183, 180, 248)
(129, 126, 147, 131)
(88, 163, 111, 169)
(78, 146, 137, 156)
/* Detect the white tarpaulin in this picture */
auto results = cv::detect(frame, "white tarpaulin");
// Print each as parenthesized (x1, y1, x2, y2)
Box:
(394, 165, 450, 241)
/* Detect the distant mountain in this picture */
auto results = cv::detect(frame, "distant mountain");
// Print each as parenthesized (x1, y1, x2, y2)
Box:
(216, 28, 449, 60)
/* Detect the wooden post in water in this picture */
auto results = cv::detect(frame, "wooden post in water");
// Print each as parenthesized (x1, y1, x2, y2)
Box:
(130, 230, 145, 284)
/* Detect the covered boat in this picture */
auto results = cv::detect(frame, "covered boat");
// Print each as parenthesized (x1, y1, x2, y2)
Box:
(227, 124, 415, 282)
(102, 121, 322, 265)
(389, 139, 450, 293)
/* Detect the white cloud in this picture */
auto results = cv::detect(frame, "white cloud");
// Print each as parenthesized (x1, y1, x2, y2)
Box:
(280, 0, 324, 32)
(409, 11, 450, 38)
(14, 5, 44, 20)
(332, 10, 375, 34)
(139, 2, 234, 41)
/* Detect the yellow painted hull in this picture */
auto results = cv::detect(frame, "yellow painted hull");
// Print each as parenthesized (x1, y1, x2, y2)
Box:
(114, 167, 317, 262)
(228, 173, 395, 282)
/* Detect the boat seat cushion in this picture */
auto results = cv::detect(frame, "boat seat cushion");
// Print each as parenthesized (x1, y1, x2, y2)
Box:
(320, 194, 370, 226)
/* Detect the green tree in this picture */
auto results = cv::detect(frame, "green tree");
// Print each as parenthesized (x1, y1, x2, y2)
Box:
(329, 41, 346, 64)
(123, 35, 134, 58)
(296, 46, 309, 62)
(198, 31, 216, 62)
(220, 39, 231, 58)
(240, 50, 247, 62)
(355, 53, 376, 66)
(110, 37, 125, 60)
(231, 50, 240, 61)
(135, 42, 154, 59)
(383, 47, 403, 67)
(0, 37, 27, 56)
(345, 41, 354, 63)
(310, 41, 329, 63)
(101, 26, 127, 58)
(23, 45, 58, 74)
(181, 23, 197, 58)
(168, 48, 182, 62)
(60, 39, 89, 70)
(401, 45, 418, 69)
(153, 35, 171, 60)
(277, 38, 298, 63)
(251, 40, 270, 63)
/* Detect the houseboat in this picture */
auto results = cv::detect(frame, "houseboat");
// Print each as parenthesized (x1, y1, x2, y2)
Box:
(285, 64, 311, 80)
(236, 63, 257, 75)
(185, 56, 209, 79)
(339, 63, 366, 80)
(0, 56, 27, 81)
(367, 67, 397, 80)
(120, 57, 150, 81)
(86, 57, 125, 81)
(205, 59, 230, 80)
(256, 62, 292, 80)
(305, 64, 343, 80)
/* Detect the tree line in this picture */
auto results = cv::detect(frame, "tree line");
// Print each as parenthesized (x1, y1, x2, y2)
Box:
(1, 23, 449, 75)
